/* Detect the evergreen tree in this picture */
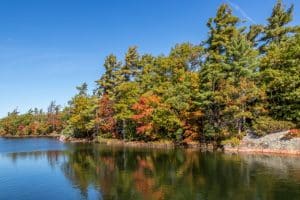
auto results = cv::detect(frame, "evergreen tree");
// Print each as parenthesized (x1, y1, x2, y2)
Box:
(260, 0, 300, 52)
(114, 47, 141, 140)
(122, 46, 140, 81)
(258, 0, 300, 127)
(76, 82, 88, 96)
(218, 35, 266, 136)
(96, 54, 122, 96)
(260, 34, 300, 125)
(199, 4, 242, 138)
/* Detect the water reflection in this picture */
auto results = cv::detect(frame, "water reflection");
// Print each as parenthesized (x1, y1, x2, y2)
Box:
(6, 151, 66, 168)
(2, 144, 300, 200)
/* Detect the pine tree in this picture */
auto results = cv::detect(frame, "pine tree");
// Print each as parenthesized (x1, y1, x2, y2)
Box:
(259, 0, 300, 127)
(76, 82, 88, 96)
(219, 34, 266, 136)
(122, 46, 140, 81)
(260, 0, 300, 52)
(96, 54, 121, 96)
(114, 47, 141, 140)
(199, 4, 242, 138)
(260, 34, 300, 125)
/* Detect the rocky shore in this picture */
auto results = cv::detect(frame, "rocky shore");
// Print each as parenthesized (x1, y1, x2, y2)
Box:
(224, 131, 300, 155)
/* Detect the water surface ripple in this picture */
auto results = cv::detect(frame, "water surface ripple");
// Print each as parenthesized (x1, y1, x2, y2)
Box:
(0, 138, 300, 200)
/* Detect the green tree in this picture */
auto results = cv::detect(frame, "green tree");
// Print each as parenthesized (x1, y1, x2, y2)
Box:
(63, 83, 97, 138)
(114, 47, 141, 140)
(199, 4, 242, 138)
(96, 54, 122, 96)
(122, 46, 140, 81)
(260, 34, 300, 125)
(259, 0, 299, 52)
(219, 35, 266, 136)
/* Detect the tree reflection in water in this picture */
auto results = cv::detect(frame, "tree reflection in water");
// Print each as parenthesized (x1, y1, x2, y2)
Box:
(4, 145, 300, 200)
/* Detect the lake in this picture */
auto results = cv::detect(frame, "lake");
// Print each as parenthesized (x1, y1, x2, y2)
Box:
(0, 138, 300, 200)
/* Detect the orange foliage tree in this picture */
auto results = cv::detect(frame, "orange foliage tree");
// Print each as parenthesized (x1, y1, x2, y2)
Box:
(132, 94, 161, 140)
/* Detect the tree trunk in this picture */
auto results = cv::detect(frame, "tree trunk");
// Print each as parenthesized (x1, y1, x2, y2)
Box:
(122, 119, 126, 140)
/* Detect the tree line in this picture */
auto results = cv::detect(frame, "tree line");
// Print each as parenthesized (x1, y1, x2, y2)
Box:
(1, 0, 299, 143)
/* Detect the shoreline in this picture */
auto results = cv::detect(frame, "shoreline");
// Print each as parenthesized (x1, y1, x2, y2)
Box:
(224, 147, 300, 155)
(0, 134, 60, 139)
(1, 134, 300, 156)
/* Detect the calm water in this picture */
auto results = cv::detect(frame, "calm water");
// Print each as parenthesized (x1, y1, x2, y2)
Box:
(0, 138, 300, 200)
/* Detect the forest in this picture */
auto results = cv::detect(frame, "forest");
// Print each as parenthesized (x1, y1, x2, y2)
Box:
(0, 0, 299, 144)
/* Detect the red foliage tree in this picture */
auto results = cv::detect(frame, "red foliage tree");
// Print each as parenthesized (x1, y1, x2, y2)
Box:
(96, 94, 117, 137)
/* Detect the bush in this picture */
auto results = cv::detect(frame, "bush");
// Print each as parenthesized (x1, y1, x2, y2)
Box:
(61, 125, 74, 136)
(284, 129, 300, 139)
(252, 116, 295, 136)
(0, 127, 5, 135)
(221, 137, 240, 147)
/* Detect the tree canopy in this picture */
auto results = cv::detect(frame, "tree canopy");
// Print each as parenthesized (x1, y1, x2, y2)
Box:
(1, 0, 299, 142)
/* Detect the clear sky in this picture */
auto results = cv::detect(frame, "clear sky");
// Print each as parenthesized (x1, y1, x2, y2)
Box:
(0, 0, 299, 117)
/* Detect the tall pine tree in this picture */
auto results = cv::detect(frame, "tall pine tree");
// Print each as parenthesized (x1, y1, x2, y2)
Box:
(199, 4, 241, 138)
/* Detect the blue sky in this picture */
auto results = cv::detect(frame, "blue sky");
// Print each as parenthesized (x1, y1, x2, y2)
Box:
(0, 0, 299, 117)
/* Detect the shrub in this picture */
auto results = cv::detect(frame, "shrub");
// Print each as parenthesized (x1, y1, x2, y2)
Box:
(221, 137, 240, 147)
(285, 129, 300, 138)
(0, 127, 5, 135)
(252, 116, 295, 136)
(61, 125, 74, 136)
